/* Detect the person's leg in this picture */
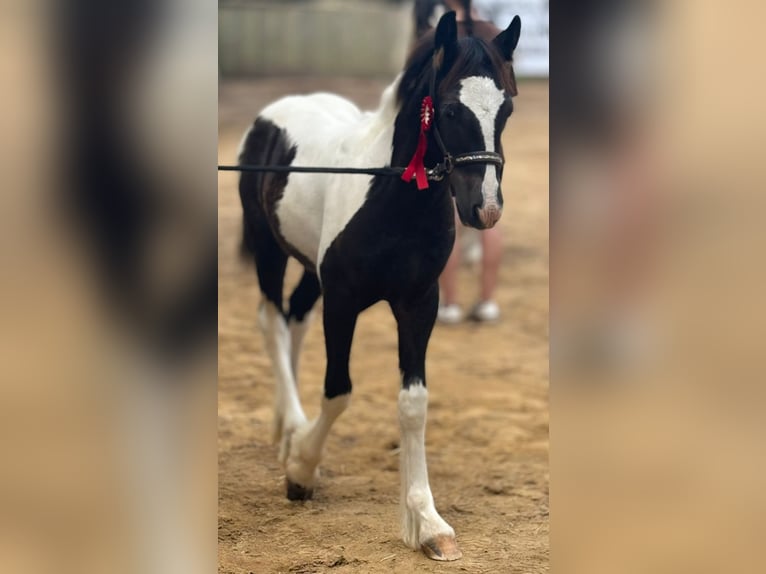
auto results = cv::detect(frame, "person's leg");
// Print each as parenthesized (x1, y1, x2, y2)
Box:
(470, 226, 502, 321)
(439, 239, 461, 306)
(479, 225, 502, 302)
(437, 214, 462, 323)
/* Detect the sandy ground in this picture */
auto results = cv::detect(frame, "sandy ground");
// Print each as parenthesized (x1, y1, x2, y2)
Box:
(218, 77, 549, 573)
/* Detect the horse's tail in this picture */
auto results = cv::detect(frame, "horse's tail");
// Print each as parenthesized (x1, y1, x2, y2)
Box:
(238, 125, 258, 262)
(237, 117, 297, 266)
(240, 213, 256, 261)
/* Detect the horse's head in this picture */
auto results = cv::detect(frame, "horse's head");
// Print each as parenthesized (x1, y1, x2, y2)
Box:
(429, 11, 521, 229)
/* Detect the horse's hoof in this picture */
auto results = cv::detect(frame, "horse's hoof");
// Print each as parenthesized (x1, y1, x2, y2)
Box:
(421, 535, 462, 561)
(285, 478, 313, 501)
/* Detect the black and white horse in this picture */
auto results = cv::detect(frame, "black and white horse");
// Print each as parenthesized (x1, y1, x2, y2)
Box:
(238, 11, 520, 561)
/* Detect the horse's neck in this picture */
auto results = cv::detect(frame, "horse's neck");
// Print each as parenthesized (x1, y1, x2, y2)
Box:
(389, 80, 444, 173)
(366, 74, 452, 202)
(356, 73, 436, 172)
(347, 76, 401, 165)
(376, 76, 401, 119)
(386, 85, 453, 209)
(358, 77, 452, 245)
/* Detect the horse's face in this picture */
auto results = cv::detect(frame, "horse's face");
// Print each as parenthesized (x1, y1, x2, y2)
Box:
(433, 12, 521, 230)
(439, 75, 513, 229)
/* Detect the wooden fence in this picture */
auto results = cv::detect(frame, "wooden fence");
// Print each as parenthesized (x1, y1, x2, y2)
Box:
(219, 1, 414, 77)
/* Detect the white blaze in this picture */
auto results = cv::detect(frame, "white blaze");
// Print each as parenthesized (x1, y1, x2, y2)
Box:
(458, 76, 506, 210)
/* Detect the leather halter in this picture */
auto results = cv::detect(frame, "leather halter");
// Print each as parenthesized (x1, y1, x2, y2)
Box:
(424, 68, 505, 184)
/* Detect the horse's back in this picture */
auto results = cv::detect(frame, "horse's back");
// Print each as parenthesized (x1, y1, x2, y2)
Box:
(260, 93, 364, 155)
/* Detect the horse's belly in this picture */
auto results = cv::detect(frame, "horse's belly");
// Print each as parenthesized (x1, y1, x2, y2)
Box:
(274, 177, 325, 267)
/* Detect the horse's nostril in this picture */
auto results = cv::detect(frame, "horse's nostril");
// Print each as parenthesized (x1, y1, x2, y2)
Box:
(475, 205, 501, 229)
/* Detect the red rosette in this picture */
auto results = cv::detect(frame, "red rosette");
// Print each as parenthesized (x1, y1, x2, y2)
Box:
(402, 96, 435, 190)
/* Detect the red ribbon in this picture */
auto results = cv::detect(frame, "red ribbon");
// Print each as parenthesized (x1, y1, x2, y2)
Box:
(401, 96, 434, 190)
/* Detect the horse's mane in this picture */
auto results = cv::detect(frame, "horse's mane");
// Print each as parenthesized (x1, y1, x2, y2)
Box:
(397, 31, 516, 105)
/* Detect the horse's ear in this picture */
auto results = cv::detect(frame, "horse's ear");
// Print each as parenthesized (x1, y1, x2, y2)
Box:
(493, 15, 521, 61)
(433, 11, 458, 73)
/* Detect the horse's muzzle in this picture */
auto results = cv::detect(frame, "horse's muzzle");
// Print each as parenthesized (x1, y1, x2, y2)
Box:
(476, 204, 502, 229)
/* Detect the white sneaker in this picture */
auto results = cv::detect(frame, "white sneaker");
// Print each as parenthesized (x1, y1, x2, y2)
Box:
(437, 304, 464, 324)
(469, 300, 500, 322)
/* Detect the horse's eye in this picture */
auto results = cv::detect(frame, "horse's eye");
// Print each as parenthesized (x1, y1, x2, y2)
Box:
(443, 107, 457, 120)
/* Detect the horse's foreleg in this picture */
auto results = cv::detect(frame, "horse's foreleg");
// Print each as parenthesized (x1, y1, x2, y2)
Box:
(283, 292, 356, 500)
(392, 285, 462, 561)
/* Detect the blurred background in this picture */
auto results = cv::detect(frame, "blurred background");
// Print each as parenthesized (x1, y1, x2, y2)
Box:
(218, 0, 548, 78)
(218, 1, 549, 573)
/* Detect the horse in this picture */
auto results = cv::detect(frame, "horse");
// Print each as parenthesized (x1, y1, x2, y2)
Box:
(413, 1, 519, 322)
(237, 10, 521, 561)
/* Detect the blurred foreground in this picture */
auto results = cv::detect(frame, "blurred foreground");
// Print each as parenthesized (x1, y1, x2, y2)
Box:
(552, 1, 766, 573)
(1, 1, 216, 573)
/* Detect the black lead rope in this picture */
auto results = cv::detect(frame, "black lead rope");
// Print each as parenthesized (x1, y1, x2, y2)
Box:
(217, 164, 405, 177)
(217, 152, 502, 180)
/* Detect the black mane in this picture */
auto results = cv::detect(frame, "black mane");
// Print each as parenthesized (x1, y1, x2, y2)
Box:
(396, 32, 515, 106)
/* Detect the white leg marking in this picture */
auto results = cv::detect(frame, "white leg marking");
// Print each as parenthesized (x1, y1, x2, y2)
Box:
(286, 394, 350, 487)
(258, 302, 306, 460)
(398, 381, 455, 550)
(288, 311, 314, 383)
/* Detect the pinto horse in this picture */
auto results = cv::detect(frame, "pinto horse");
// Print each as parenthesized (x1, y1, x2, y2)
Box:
(238, 11, 521, 561)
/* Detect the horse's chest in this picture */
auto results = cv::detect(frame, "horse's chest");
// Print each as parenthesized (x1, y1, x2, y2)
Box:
(319, 190, 455, 302)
